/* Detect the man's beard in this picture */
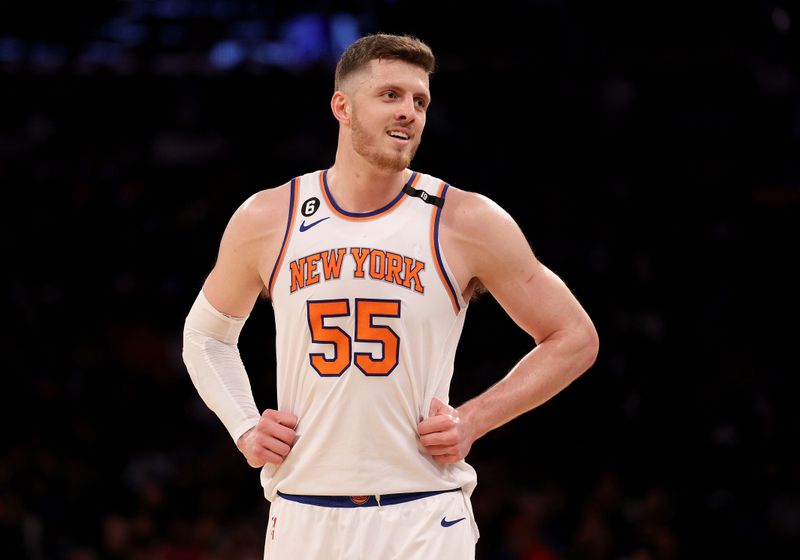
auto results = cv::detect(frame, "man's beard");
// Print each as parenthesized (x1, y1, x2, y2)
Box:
(351, 110, 417, 171)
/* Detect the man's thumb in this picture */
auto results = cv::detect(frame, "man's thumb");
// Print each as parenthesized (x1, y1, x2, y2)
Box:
(429, 397, 449, 417)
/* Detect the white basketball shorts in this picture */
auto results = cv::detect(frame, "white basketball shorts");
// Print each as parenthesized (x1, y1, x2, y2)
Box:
(264, 488, 479, 559)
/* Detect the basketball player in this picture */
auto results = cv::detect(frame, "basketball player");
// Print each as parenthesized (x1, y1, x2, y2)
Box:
(182, 33, 598, 559)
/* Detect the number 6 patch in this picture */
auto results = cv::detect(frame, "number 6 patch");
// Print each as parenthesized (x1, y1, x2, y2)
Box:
(301, 197, 320, 217)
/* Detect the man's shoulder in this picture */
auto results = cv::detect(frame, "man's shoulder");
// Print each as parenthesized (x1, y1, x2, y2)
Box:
(225, 180, 294, 238)
(441, 184, 512, 230)
(239, 180, 293, 215)
(235, 167, 328, 222)
(410, 172, 483, 211)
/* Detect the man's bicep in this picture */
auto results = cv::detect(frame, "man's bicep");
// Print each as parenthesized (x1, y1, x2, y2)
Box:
(203, 262, 263, 319)
(502, 263, 590, 343)
(476, 216, 589, 344)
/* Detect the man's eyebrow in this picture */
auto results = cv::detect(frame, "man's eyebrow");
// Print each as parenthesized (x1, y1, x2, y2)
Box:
(377, 82, 431, 100)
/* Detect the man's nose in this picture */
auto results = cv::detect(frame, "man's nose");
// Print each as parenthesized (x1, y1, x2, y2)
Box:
(395, 97, 416, 121)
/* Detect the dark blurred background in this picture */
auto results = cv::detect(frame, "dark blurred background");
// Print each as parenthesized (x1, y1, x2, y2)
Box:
(2, 1, 799, 558)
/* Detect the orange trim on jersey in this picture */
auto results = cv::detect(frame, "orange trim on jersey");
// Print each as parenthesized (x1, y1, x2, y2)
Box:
(268, 178, 299, 297)
(319, 169, 418, 221)
(430, 181, 461, 314)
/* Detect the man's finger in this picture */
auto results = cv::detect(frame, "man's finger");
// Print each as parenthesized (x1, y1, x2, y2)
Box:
(434, 454, 461, 464)
(263, 408, 299, 429)
(418, 414, 455, 436)
(420, 431, 458, 447)
(261, 437, 291, 458)
(259, 449, 286, 465)
(264, 421, 296, 445)
(424, 445, 458, 457)
(428, 397, 450, 417)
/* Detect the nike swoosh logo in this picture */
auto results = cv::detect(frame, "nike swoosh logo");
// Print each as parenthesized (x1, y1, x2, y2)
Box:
(440, 517, 466, 527)
(299, 217, 330, 232)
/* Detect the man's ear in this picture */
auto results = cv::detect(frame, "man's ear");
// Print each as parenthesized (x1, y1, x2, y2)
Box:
(331, 91, 350, 125)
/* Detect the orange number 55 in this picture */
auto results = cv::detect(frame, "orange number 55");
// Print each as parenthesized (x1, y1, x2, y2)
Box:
(306, 298, 401, 377)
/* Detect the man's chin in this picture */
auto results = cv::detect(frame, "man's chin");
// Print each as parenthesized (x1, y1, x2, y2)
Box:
(371, 154, 411, 172)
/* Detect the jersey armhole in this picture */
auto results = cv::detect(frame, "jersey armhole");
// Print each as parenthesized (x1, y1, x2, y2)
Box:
(430, 182, 466, 314)
(267, 177, 299, 298)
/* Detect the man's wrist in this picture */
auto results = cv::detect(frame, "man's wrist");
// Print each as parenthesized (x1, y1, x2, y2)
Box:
(236, 426, 255, 450)
(457, 400, 484, 445)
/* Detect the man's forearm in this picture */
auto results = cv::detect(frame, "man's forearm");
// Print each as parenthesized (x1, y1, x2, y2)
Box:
(182, 290, 260, 442)
(458, 328, 598, 443)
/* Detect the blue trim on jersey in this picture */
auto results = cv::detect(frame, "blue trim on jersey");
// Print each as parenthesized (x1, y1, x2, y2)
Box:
(322, 169, 417, 218)
(433, 183, 461, 312)
(268, 177, 297, 297)
(276, 487, 460, 508)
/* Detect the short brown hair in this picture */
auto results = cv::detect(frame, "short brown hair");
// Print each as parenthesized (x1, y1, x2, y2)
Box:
(334, 33, 435, 91)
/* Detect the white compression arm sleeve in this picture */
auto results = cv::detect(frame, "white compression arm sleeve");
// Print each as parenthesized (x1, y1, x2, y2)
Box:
(182, 290, 260, 442)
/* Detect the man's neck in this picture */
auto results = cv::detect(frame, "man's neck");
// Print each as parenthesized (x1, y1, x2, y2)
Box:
(327, 157, 411, 214)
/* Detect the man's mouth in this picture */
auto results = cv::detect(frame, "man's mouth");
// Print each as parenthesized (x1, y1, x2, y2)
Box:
(387, 130, 410, 141)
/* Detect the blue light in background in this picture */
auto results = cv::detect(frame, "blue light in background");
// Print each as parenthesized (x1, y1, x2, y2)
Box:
(0, 38, 25, 64)
(153, 0, 191, 19)
(101, 18, 148, 47)
(1, 4, 370, 74)
(281, 13, 327, 65)
(330, 12, 361, 59)
(209, 40, 246, 70)
(247, 11, 362, 70)
(250, 41, 296, 68)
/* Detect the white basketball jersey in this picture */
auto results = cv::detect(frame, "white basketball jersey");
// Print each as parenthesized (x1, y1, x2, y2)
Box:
(263, 169, 477, 499)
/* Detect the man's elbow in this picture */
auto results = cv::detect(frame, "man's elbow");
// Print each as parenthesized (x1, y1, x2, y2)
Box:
(577, 322, 600, 375)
